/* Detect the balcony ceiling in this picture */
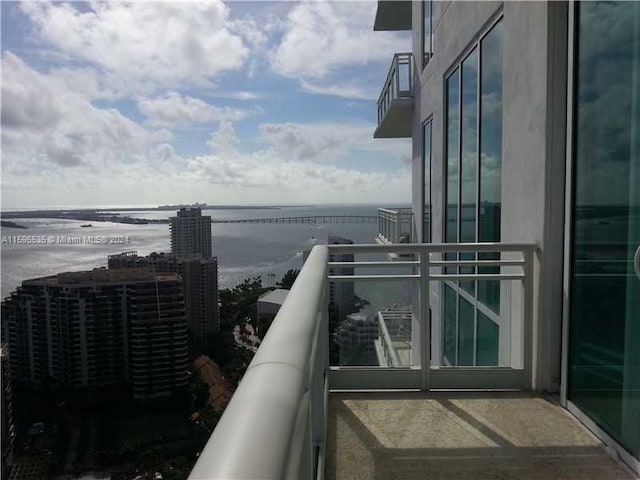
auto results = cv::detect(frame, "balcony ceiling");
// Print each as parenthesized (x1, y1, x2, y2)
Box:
(374, 1, 412, 31)
(374, 98, 413, 138)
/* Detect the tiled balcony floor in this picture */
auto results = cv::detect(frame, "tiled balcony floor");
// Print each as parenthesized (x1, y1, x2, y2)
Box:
(326, 391, 635, 480)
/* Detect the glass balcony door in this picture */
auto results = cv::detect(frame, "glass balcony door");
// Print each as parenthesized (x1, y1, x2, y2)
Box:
(568, 1, 640, 462)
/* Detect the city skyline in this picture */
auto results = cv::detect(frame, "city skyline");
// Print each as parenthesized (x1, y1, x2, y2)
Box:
(1, 1, 412, 209)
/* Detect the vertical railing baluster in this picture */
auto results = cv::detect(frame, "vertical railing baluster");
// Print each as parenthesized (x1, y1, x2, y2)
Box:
(523, 249, 535, 390)
(420, 246, 431, 390)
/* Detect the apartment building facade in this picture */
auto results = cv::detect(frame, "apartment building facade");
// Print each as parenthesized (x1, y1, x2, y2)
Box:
(374, 0, 639, 471)
(1, 269, 189, 400)
(170, 207, 213, 258)
(108, 251, 220, 340)
(1, 344, 15, 478)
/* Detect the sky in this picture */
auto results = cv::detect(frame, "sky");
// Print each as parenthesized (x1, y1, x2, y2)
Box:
(0, 0, 412, 209)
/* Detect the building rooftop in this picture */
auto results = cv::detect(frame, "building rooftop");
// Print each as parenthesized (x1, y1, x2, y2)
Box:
(108, 251, 217, 262)
(193, 355, 233, 412)
(257, 288, 289, 307)
(22, 268, 180, 286)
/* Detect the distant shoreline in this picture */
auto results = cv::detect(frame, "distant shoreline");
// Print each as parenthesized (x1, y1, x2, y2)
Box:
(1, 220, 28, 229)
(0, 205, 289, 225)
(0, 205, 302, 215)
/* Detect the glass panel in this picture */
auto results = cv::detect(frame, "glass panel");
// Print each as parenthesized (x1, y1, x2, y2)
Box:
(478, 251, 500, 313)
(443, 284, 457, 366)
(460, 49, 478, 294)
(423, 0, 432, 66)
(445, 69, 460, 277)
(328, 252, 417, 368)
(477, 312, 499, 366)
(423, 121, 432, 243)
(459, 252, 475, 295)
(446, 69, 460, 245)
(458, 296, 475, 366)
(478, 20, 503, 314)
(569, 1, 640, 457)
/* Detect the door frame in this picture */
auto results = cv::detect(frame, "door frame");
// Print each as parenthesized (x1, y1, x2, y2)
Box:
(560, 2, 640, 475)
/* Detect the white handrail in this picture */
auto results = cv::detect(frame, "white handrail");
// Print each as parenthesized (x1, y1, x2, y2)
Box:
(189, 241, 539, 479)
(188, 246, 329, 480)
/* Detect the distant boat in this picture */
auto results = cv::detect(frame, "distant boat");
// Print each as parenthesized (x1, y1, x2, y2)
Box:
(81, 224, 93, 228)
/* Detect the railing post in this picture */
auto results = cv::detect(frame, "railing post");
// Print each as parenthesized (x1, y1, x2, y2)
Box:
(394, 54, 400, 100)
(523, 249, 535, 390)
(310, 280, 328, 479)
(420, 247, 431, 390)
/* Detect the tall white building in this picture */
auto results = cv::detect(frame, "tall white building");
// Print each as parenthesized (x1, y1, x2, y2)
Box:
(372, 0, 640, 471)
(1, 269, 189, 400)
(170, 207, 212, 258)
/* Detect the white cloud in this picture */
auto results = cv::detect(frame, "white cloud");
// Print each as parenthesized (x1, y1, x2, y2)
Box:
(138, 92, 257, 128)
(19, 1, 248, 93)
(300, 80, 378, 100)
(227, 91, 262, 101)
(207, 121, 239, 154)
(272, 1, 407, 80)
(2, 113, 411, 208)
(259, 121, 409, 163)
(1, 52, 165, 171)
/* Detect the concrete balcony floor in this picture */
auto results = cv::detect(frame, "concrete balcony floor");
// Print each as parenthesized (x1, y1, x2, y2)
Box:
(326, 391, 634, 480)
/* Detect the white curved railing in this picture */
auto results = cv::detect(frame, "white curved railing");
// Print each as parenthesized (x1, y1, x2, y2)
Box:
(189, 242, 538, 479)
(188, 245, 329, 480)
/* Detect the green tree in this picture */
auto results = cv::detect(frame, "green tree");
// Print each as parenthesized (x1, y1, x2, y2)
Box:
(277, 269, 299, 289)
(191, 378, 210, 410)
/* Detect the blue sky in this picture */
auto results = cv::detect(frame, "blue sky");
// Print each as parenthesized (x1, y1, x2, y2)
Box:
(1, 1, 411, 208)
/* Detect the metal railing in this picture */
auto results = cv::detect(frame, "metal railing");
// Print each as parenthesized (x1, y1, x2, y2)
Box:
(376, 310, 413, 367)
(189, 242, 538, 480)
(189, 246, 330, 480)
(377, 53, 413, 124)
(378, 207, 414, 244)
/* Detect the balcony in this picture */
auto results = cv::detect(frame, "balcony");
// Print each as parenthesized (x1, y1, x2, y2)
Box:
(375, 53, 414, 139)
(377, 207, 413, 245)
(188, 243, 635, 480)
(373, 1, 412, 31)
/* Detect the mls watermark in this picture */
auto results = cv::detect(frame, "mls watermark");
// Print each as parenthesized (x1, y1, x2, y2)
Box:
(1, 235, 131, 246)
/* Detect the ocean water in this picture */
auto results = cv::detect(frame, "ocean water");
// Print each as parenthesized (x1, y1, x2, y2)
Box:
(1, 204, 394, 300)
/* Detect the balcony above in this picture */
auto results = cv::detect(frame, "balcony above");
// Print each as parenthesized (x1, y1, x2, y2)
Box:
(377, 207, 413, 245)
(375, 53, 414, 139)
(374, 1, 412, 31)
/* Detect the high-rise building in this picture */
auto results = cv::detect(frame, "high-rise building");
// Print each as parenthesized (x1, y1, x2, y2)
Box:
(1, 344, 15, 478)
(327, 235, 356, 322)
(108, 251, 219, 341)
(1, 269, 189, 400)
(170, 207, 212, 258)
(333, 310, 378, 366)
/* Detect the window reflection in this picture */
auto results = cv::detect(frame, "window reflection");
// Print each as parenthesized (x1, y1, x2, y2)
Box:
(443, 18, 503, 367)
(423, 120, 432, 243)
(569, 1, 640, 457)
(478, 21, 503, 314)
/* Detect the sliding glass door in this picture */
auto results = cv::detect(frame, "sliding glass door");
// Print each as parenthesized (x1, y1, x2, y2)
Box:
(569, 1, 640, 459)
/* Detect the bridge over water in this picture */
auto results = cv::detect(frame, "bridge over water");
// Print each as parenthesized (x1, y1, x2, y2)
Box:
(211, 215, 378, 224)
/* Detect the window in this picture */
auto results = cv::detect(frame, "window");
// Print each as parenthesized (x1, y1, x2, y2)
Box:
(422, 0, 433, 68)
(442, 17, 503, 367)
(422, 119, 432, 242)
(477, 21, 504, 314)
